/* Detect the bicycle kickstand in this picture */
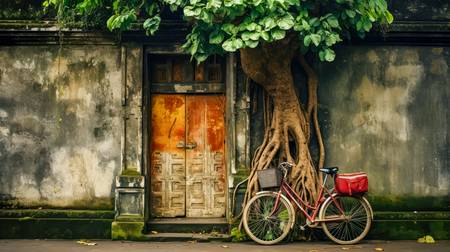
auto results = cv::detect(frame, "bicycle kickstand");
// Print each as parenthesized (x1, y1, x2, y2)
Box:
(300, 223, 308, 231)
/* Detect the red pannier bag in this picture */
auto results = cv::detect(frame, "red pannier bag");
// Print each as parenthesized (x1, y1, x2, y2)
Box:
(335, 172, 368, 195)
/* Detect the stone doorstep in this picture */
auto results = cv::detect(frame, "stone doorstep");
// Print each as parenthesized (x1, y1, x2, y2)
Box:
(143, 232, 231, 242)
(147, 218, 229, 233)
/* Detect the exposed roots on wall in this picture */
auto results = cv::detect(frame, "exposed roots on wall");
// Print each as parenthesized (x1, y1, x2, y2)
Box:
(238, 36, 326, 226)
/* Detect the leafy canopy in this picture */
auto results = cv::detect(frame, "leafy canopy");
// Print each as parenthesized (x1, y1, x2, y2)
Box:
(44, 0, 393, 62)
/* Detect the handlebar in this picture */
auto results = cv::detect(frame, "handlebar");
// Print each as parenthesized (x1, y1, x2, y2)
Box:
(278, 162, 293, 179)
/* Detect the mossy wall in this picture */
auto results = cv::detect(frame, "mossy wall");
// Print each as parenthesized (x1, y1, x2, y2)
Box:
(0, 45, 123, 209)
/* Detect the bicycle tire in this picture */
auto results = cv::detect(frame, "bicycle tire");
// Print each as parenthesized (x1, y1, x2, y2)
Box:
(243, 191, 294, 245)
(319, 195, 372, 245)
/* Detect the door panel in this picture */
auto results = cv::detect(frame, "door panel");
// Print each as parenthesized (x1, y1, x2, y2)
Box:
(150, 94, 186, 217)
(186, 95, 226, 217)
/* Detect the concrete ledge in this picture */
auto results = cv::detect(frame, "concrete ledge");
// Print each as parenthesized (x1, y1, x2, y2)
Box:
(368, 211, 450, 240)
(0, 209, 113, 239)
(0, 218, 112, 239)
(369, 220, 450, 240)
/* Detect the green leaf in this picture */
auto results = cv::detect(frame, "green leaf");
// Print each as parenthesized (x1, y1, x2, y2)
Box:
(249, 31, 260, 40)
(385, 10, 394, 24)
(325, 34, 336, 46)
(245, 39, 259, 48)
(194, 53, 209, 63)
(278, 15, 295, 30)
(209, 30, 224, 44)
(263, 17, 276, 30)
(143, 16, 161, 36)
(327, 15, 339, 28)
(246, 22, 258, 31)
(222, 23, 237, 35)
(345, 9, 356, 18)
(260, 31, 270, 41)
(271, 29, 286, 40)
(222, 38, 235, 51)
(363, 19, 372, 32)
(324, 48, 336, 61)
(222, 37, 244, 52)
(241, 31, 260, 41)
(241, 31, 252, 41)
(106, 15, 117, 31)
(184, 6, 201, 17)
(356, 20, 363, 31)
(310, 34, 321, 46)
(233, 38, 244, 49)
(303, 35, 311, 46)
(309, 17, 319, 27)
(207, 0, 222, 8)
(319, 50, 325, 61)
(301, 19, 310, 30)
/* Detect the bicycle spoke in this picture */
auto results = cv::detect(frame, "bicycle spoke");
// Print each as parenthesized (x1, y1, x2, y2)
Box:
(322, 196, 371, 244)
(243, 193, 293, 244)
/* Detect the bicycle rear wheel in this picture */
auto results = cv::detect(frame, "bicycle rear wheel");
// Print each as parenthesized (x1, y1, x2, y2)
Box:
(243, 191, 294, 245)
(319, 195, 372, 245)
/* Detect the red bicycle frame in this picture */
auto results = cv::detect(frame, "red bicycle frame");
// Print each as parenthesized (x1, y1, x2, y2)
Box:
(271, 174, 347, 224)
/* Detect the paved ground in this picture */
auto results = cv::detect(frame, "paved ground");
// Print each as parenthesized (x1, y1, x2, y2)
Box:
(0, 240, 449, 252)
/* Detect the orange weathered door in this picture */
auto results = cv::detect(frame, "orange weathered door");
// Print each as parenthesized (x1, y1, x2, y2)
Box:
(186, 95, 226, 217)
(150, 94, 226, 218)
(150, 94, 186, 217)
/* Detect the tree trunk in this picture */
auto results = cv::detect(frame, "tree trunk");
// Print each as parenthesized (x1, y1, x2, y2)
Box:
(239, 36, 324, 210)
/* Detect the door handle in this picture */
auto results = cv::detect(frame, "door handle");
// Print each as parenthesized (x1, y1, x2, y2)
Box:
(176, 141, 197, 149)
(176, 141, 186, 148)
(185, 142, 197, 149)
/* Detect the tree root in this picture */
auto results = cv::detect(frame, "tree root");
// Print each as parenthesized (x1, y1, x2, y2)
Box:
(238, 38, 325, 230)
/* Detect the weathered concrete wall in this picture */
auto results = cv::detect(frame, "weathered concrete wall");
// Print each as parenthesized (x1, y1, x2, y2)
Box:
(389, 0, 450, 21)
(249, 46, 449, 210)
(318, 46, 449, 210)
(0, 45, 123, 209)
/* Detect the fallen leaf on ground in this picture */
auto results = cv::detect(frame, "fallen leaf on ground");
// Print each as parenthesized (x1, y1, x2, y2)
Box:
(342, 247, 350, 250)
(151, 231, 158, 234)
(374, 248, 384, 251)
(417, 235, 435, 244)
(221, 245, 229, 248)
(77, 240, 97, 246)
(187, 240, 197, 244)
(309, 250, 319, 252)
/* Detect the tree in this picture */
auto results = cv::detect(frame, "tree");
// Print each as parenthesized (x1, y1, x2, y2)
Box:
(45, 0, 392, 207)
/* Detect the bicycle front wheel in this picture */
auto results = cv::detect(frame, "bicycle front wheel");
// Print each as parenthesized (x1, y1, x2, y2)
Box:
(319, 195, 372, 245)
(243, 191, 294, 245)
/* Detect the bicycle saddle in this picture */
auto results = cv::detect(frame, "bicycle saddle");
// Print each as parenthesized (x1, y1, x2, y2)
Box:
(319, 166, 339, 174)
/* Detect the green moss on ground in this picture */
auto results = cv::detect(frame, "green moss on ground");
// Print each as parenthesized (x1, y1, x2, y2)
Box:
(111, 221, 145, 240)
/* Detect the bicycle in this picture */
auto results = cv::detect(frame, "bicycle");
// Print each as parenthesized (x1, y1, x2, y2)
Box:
(242, 162, 373, 245)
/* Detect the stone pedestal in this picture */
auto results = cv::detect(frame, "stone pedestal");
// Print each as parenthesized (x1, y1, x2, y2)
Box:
(111, 173, 146, 240)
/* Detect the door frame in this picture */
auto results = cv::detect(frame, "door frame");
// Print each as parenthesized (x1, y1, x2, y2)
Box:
(142, 46, 236, 221)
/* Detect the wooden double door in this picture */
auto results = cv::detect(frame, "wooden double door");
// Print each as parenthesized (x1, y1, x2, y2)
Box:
(150, 94, 226, 218)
